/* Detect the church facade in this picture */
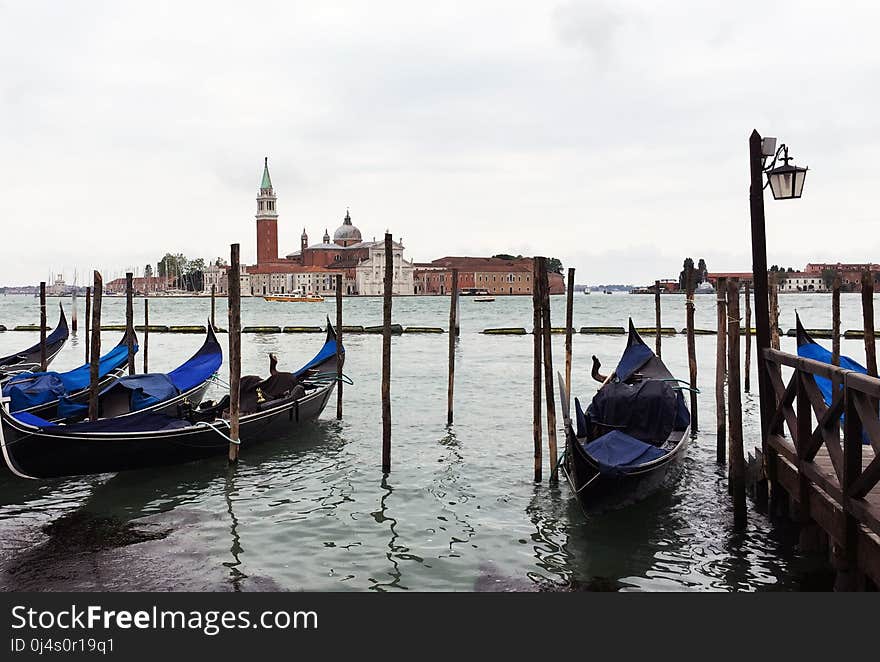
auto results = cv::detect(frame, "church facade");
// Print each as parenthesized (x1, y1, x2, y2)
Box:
(242, 158, 413, 296)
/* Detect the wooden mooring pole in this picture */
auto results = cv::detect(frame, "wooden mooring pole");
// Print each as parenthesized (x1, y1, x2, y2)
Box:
(654, 280, 662, 358)
(84, 286, 91, 364)
(532, 257, 543, 482)
(685, 263, 698, 431)
(565, 267, 575, 409)
(539, 258, 559, 482)
(727, 279, 746, 527)
(447, 269, 459, 426)
(71, 288, 78, 333)
(336, 274, 343, 420)
(125, 272, 135, 375)
(832, 274, 841, 367)
(39, 281, 47, 371)
(210, 284, 216, 329)
(143, 299, 149, 373)
(88, 272, 102, 422)
(861, 270, 877, 378)
(381, 233, 393, 473)
(744, 282, 751, 392)
(747, 129, 773, 513)
(769, 272, 780, 350)
(228, 243, 241, 464)
(715, 277, 727, 464)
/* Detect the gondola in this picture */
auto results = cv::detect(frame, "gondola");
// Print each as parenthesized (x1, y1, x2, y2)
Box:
(795, 313, 870, 438)
(4, 328, 137, 421)
(560, 320, 691, 512)
(52, 323, 223, 422)
(0, 320, 343, 479)
(0, 305, 69, 382)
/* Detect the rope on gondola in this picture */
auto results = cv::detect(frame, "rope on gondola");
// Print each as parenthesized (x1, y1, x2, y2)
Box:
(310, 371, 354, 385)
(197, 420, 240, 445)
(660, 378, 700, 394)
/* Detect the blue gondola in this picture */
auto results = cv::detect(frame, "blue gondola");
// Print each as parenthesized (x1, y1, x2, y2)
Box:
(5, 328, 137, 420)
(0, 320, 342, 479)
(0, 305, 69, 382)
(562, 320, 691, 512)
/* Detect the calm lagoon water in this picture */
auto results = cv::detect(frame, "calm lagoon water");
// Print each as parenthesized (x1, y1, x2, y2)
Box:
(0, 292, 870, 591)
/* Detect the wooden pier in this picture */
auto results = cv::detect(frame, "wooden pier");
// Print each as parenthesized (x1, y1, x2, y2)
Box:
(760, 343, 880, 587)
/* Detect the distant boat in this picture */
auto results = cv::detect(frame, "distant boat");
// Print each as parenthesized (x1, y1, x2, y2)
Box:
(461, 288, 491, 296)
(265, 290, 325, 303)
(474, 296, 495, 302)
(695, 281, 715, 295)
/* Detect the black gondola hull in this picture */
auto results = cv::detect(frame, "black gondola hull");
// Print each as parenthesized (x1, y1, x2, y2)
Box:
(563, 427, 689, 512)
(0, 382, 335, 479)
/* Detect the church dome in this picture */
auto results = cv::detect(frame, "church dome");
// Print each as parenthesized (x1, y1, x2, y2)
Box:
(333, 209, 362, 245)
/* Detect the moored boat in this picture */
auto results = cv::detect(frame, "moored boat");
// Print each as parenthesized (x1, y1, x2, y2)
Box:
(561, 320, 691, 512)
(5, 328, 138, 421)
(0, 321, 343, 479)
(0, 306, 69, 382)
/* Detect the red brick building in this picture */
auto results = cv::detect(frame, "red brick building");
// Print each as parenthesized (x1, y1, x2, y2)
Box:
(413, 257, 565, 295)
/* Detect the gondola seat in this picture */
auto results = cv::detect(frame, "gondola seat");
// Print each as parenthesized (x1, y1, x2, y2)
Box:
(583, 430, 668, 477)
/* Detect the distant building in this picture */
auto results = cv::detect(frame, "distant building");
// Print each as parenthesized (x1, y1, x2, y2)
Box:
(210, 158, 414, 296)
(705, 272, 754, 288)
(106, 275, 175, 294)
(779, 273, 826, 292)
(804, 262, 880, 274)
(413, 257, 565, 295)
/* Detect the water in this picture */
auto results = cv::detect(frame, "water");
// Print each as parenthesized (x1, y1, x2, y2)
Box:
(0, 291, 868, 591)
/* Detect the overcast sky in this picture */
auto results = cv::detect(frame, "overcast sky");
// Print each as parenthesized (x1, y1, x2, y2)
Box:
(2, 1, 879, 286)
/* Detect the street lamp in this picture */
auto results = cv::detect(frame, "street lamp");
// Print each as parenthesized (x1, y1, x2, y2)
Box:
(747, 129, 808, 512)
(762, 140, 808, 200)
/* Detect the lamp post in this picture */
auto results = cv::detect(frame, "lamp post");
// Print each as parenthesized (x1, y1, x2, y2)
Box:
(748, 129, 808, 510)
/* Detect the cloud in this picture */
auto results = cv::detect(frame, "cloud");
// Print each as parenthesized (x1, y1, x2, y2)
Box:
(3, 1, 880, 287)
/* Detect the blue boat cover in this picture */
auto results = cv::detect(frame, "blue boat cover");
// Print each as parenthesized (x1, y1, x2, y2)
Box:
(293, 337, 340, 377)
(13, 411, 57, 427)
(615, 343, 653, 383)
(797, 340, 867, 407)
(101, 373, 179, 411)
(6, 343, 135, 412)
(587, 379, 679, 444)
(797, 335, 872, 445)
(47, 411, 192, 434)
(167, 338, 223, 391)
(55, 328, 222, 419)
(583, 430, 668, 476)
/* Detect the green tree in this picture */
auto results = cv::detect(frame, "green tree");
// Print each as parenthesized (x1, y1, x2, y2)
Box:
(144, 264, 153, 279)
(547, 257, 563, 274)
(821, 268, 838, 289)
(679, 257, 695, 290)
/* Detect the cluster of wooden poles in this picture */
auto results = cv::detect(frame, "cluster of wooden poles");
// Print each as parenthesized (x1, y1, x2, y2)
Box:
(30, 250, 880, 496)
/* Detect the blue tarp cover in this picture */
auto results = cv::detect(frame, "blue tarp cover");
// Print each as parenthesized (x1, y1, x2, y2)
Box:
(167, 340, 222, 391)
(6, 343, 134, 412)
(294, 338, 340, 377)
(615, 341, 653, 383)
(101, 373, 179, 411)
(583, 430, 668, 476)
(13, 411, 57, 427)
(50, 412, 192, 434)
(797, 340, 867, 406)
(798, 337, 871, 445)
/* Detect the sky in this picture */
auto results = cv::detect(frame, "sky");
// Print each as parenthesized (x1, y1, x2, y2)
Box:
(2, 0, 880, 286)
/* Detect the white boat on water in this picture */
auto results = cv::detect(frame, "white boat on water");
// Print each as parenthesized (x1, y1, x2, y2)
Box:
(695, 281, 715, 295)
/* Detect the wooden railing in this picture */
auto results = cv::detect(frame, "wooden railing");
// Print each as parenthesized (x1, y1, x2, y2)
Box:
(762, 347, 880, 585)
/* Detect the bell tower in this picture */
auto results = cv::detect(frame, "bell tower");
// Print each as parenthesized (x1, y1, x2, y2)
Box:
(256, 157, 279, 265)
(301, 228, 308, 252)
